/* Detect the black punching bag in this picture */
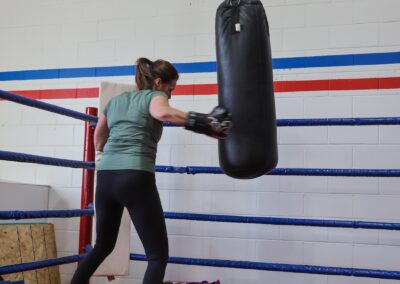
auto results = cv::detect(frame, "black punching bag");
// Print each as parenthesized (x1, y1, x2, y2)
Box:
(216, 0, 278, 179)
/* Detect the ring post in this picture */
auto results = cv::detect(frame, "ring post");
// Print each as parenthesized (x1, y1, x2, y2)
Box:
(79, 107, 97, 257)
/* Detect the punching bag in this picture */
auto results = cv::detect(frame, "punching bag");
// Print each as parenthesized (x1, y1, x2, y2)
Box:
(216, 0, 278, 179)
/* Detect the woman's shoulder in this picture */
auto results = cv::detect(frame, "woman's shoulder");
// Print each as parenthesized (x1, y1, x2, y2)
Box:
(114, 89, 167, 102)
(121, 90, 140, 97)
(132, 89, 168, 100)
(112, 90, 140, 101)
(148, 90, 168, 99)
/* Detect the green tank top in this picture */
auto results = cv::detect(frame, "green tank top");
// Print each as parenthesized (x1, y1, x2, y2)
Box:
(97, 90, 168, 173)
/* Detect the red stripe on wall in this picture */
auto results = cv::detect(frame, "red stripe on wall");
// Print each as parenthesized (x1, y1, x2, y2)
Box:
(379, 77, 400, 89)
(173, 84, 195, 95)
(330, 78, 379, 90)
(274, 80, 329, 92)
(76, 88, 99, 98)
(274, 78, 388, 92)
(194, 84, 219, 95)
(10, 88, 99, 99)
(171, 84, 219, 95)
(7, 77, 400, 100)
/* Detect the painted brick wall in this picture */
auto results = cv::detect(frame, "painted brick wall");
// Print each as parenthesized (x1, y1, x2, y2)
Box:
(1, 0, 400, 283)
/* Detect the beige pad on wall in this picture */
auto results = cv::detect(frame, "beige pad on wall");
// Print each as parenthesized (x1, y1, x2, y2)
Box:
(93, 81, 135, 276)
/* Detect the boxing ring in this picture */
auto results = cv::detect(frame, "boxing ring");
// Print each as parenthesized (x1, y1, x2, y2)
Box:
(1, 88, 400, 282)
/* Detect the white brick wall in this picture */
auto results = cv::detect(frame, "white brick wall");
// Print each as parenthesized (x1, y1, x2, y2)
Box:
(280, 126, 328, 145)
(305, 2, 353, 27)
(304, 194, 353, 218)
(328, 126, 378, 144)
(354, 94, 400, 116)
(304, 242, 353, 267)
(327, 177, 379, 194)
(304, 96, 353, 118)
(354, 244, 400, 270)
(256, 239, 304, 264)
(283, 27, 330, 51)
(327, 227, 379, 245)
(330, 24, 379, 48)
(257, 192, 304, 216)
(380, 22, 400, 46)
(1, 0, 400, 283)
(305, 146, 353, 168)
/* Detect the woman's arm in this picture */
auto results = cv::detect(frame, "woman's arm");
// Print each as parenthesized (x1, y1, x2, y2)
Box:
(150, 94, 232, 139)
(149, 95, 188, 125)
(94, 113, 109, 151)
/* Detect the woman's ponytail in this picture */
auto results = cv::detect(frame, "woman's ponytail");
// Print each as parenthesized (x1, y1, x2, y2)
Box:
(135, 57, 154, 90)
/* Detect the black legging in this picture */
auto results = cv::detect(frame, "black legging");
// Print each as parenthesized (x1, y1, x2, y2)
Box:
(71, 170, 168, 284)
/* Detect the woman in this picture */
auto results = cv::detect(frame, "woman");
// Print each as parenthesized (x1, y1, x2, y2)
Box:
(71, 58, 231, 284)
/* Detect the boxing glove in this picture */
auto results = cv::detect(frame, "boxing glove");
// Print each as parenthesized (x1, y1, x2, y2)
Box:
(185, 106, 232, 139)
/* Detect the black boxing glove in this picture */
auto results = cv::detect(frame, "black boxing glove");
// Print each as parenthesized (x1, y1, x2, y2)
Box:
(185, 106, 232, 139)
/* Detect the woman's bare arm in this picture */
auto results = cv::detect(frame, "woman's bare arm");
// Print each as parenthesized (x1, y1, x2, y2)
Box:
(149, 95, 188, 125)
(94, 113, 109, 151)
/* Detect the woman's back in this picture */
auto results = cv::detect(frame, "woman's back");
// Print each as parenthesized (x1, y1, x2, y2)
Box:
(97, 89, 168, 173)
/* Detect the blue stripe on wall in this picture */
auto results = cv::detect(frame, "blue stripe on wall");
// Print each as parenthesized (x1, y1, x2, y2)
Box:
(1, 52, 399, 81)
(174, 61, 216, 73)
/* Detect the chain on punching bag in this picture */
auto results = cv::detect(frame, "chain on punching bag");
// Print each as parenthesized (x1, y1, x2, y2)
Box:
(216, 0, 278, 179)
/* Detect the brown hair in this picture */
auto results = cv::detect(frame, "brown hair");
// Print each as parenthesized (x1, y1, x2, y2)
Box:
(135, 57, 179, 90)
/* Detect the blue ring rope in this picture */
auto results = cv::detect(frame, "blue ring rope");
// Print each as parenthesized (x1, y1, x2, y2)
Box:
(0, 254, 85, 275)
(130, 254, 400, 280)
(0, 208, 94, 220)
(0, 151, 94, 169)
(1, 251, 398, 279)
(166, 117, 400, 127)
(0, 151, 399, 177)
(277, 117, 400, 126)
(0, 90, 97, 122)
(164, 212, 400, 230)
(270, 167, 400, 177)
(1, 207, 400, 231)
(166, 118, 400, 127)
(156, 166, 400, 177)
